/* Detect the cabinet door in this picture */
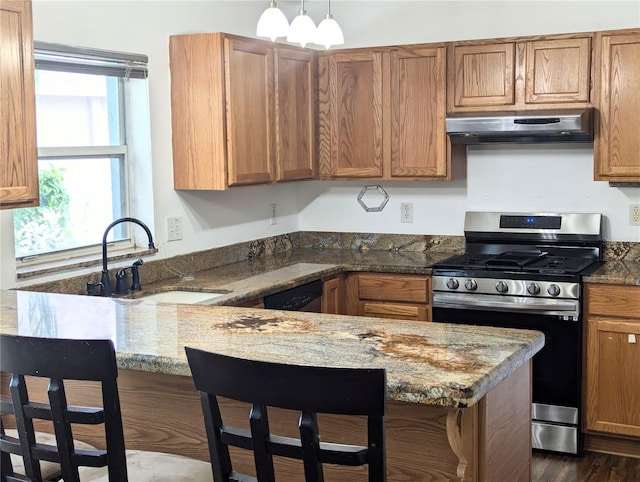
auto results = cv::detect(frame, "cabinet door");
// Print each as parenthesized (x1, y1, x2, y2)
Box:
(585, 318, 640, 437)
(275, 47, 315, 181)
(390, 46, 447, 179)
(0, 0, 38, 209)
(329, 51, 383, 178)
(594, 30, 640, 181)
(225, 38, 275, 186)
(524, 37, 591, 105)
(448, 42, 516, 110)
(322, 275, 344, 315)
(170, 33, 227, 190)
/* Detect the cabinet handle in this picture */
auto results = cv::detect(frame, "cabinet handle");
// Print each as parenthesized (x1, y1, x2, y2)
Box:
(513, 117, 561, 125)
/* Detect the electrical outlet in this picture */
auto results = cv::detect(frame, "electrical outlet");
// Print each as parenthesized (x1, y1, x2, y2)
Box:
(401, 203, 413, 223)
(270, 204, 277, 225)
(167, 216, 182, 241)
(630, 205, 640, 226)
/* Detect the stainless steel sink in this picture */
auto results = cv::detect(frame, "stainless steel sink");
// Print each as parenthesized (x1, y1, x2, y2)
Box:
(136, 290, 227, 304)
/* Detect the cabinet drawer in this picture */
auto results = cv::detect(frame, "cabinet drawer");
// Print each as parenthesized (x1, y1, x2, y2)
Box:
(585, 284, 640, 319)
(358, 274, 429, 303)
(361, 302, 429, 321)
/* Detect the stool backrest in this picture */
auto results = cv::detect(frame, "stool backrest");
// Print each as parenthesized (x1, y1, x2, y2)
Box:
(185, 347, 386, 482)
(0, 334, 128, 482)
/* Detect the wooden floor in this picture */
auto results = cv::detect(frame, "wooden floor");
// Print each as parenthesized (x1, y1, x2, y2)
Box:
(532, 451, 640, 482)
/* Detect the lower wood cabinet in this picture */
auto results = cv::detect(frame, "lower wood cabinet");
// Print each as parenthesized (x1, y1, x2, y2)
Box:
(584, 283, 640, 439)
(322, 274, 344, 315)
(345, 272, 431, 321)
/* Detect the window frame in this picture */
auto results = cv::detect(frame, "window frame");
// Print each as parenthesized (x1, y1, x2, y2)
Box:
(14, 42, 151, 269)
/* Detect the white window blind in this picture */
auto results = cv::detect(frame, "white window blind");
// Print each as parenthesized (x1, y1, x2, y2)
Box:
(34, 41, 148, 79)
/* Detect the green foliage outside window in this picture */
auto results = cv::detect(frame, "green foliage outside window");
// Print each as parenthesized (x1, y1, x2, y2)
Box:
(14, 166, 71, 257)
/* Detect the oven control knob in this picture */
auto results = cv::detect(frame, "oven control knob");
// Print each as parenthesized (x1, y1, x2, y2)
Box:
(527, 283, 541, 295)
(495, 281, 509, 294)
(548, 284, 561, 297)
(464, 279, 478, 291)
(446, 278, 460, 290)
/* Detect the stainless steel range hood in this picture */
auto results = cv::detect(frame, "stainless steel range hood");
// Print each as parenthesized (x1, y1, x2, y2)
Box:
(446, 108, 593, 144)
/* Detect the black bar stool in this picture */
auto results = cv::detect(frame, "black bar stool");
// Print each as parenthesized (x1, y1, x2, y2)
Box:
(0, 334, 212, 482)
(185, 347, 387, 482)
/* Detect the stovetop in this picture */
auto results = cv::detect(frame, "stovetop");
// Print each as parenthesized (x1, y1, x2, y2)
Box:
(432, 212, 604, 280)
(434, 250, 598, 276)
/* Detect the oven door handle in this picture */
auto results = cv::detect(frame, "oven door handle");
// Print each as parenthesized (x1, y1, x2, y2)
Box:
(432, 292, 579, 316)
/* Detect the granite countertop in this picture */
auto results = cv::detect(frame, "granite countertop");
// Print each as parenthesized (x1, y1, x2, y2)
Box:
(583, 259, 640, 286)
(125, 248, 455, 306)
(0, 289, 544, 409)
(129, 247, 640, 307)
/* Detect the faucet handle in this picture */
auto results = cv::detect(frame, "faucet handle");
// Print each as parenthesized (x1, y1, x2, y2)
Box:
(86, 281, 102, 296)
(114, 268, 130, 295)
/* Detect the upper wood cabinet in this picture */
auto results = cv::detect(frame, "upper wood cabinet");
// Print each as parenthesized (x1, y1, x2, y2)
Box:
(321, 50, 384, 178)
(225, 38, 275, 187)
(593, 29, 640, 182)
(584, 283, 640, 439)
(275, 47, 316, 181)
(169, 33, 315, 190)
(0, 0, 38, 209)
(447, 34, 592, 112)
(390, 46, 448, 178)
(318, 44, 459, 181)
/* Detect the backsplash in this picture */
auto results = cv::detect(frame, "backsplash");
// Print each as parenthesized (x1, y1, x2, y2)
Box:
(292, 232, 465, 253)
(18, 232, 638, 295)
(603, 241, 640, 262)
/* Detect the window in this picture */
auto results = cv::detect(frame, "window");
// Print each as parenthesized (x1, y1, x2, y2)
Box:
(13, 43, 152, 263)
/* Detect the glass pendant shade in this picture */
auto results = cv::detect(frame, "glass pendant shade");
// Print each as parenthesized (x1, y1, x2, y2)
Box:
(315, 14, 344, 49)
(256, 1, 289, 41)
(287, 12, 317, 47)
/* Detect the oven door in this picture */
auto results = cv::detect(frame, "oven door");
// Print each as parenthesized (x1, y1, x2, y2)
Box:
(432, 296, 583, 454)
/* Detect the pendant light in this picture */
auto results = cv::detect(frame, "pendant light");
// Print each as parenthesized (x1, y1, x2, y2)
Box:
(314, 0, 344, 49)
(287, 0, 317, 48)
(256, 1, 290, 41)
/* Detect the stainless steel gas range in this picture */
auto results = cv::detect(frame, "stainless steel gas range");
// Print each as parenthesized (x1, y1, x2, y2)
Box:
(431, 211, 604, 455)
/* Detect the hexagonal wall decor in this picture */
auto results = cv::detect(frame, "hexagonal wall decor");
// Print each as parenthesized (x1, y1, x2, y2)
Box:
(357, 185, 389, 212)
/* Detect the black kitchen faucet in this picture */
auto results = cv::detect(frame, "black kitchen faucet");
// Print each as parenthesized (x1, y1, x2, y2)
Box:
(91, 217, 155, 297)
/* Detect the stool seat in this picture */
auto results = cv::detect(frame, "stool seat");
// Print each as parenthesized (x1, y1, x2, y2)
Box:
(4, 429, 96, 480)
(79, 450, 212, 481)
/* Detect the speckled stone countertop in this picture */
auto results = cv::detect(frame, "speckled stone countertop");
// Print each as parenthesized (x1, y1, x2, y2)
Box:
(583, 260, 640, 286)
(0, 289, 544, 409)
(131, 247, 640, 304)
(123, 248, 455, 306)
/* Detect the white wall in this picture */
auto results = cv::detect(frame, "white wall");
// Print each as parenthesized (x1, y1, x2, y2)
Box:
(298, 145, 640, 238)
(1, 1, 639, 289)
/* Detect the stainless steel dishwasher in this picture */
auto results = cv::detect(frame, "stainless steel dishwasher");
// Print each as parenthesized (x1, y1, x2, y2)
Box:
(263, 280, 323, 312)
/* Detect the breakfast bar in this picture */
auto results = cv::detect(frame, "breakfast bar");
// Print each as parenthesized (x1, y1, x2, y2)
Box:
(0, 289, 544, 481)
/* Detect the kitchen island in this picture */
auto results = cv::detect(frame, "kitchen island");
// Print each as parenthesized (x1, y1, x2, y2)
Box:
(0, 289, 543, 481)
